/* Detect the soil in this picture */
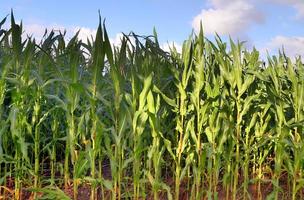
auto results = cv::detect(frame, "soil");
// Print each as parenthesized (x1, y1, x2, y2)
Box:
(1, 164, 303, 200)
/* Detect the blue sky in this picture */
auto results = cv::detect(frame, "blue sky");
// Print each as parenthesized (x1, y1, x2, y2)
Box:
(1, 0, 304, 58)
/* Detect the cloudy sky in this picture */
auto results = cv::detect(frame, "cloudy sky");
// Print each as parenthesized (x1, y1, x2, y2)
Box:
(1, 0, 304, 58)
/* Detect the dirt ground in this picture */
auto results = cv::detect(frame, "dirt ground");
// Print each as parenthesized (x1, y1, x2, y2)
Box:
(1, 165, 303, 200)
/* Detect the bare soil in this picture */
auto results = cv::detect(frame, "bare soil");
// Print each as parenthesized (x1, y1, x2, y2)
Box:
(1, 166, 303, 200)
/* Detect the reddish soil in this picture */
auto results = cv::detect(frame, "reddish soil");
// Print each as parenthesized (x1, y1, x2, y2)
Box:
(1, 167, 304, 200)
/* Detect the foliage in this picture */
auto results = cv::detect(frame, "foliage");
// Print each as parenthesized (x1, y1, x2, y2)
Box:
(0, 13, 304, 200)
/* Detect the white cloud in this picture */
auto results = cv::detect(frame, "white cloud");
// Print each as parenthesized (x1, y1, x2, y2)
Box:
(19, 21, 99, 43)
(17, 23, 182, 56)
(161, 41, 182, 53)
(192, 0, 264, 36)
(262, 36, 304, 59)
(269, 0, 304, 18)
(109, 33, 124, 47)
(21, 22, 137, 53)
(23, 23, 66, 41)
(72, 26, 96, 43)
(21, 22, 142, 51)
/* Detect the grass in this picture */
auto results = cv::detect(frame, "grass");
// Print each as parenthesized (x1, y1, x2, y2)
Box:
(0, 12, 304, 200)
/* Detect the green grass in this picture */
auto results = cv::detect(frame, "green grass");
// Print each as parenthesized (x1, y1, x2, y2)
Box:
(0, 12, 304, 200)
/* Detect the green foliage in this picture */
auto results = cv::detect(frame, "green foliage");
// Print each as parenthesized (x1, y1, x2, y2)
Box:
(0, 13, 304, 200)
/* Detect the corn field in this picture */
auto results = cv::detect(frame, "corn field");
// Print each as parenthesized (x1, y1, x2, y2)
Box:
(0, 13, 304, 200)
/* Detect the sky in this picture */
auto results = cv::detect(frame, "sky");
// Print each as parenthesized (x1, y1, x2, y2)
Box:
(1, 0, 304, 59)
